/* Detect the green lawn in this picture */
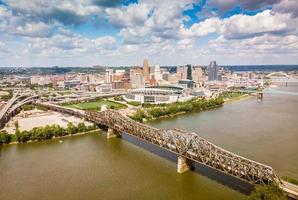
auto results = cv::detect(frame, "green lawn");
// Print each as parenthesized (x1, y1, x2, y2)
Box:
(65, 100, 126, 111)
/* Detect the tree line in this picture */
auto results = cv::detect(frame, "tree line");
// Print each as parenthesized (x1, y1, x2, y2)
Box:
(130, 97, 224, 122)
(0, 122, 98, 144)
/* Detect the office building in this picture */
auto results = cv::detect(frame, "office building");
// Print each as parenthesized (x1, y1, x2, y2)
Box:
(143, 59, 149, 79)
(186, 64, 192, 80)
(208, 61, 219, 81)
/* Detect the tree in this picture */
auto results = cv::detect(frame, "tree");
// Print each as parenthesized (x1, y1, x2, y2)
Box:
(149, 107, 162, 118)
(247, 185, 287, 200)
(130, 109, 146, 122)
(18, 131, 30, 143)
(67, 122, 78, 135)
(14, 121, 19, 130)
(0, 130, 11, 144)
(43, 125, 54, 139)
(77, 122, 86, 132)
(21, 104, 34, 111)
(15, 129, 22, 143)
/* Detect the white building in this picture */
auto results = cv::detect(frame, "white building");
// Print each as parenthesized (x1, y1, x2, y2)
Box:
(154, 65, 162, 81)
(96, 83, 112, 93)
(123, 86, 193, 104)
(130, 72, 144, 88)
(30, 76, 52, 85)
(192, 67, 203, 83)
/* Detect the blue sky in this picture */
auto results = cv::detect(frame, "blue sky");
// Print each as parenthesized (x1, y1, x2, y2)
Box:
(0, 0, 297, 67)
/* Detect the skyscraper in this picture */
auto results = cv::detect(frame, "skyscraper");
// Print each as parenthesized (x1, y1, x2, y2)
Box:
(208, 61, 219, 81)
(143, 59, 149, 79)
(186, 64, 192, 80)
(192, 67, 203, 83)
(154, 65, 162, 81)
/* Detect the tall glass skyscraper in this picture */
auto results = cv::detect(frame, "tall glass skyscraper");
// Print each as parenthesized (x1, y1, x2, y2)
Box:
(208, 61, 218, 81)
(186, 64, 192, 80)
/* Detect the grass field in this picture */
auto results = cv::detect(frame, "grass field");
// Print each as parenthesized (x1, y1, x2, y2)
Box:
(65, 99, 126, 111)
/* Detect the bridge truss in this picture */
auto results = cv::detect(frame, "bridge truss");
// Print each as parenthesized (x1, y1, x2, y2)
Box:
(85, 110, 280, 185)
(35, 103, 281, 185)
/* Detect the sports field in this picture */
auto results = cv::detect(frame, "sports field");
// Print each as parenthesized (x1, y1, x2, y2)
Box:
(65, 99, 126, 111)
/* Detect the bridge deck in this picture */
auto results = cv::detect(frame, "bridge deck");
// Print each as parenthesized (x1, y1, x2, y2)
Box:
(280, 181, 298, 199)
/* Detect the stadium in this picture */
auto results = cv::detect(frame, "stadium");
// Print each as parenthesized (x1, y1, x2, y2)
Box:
(123, 85, 193, 104)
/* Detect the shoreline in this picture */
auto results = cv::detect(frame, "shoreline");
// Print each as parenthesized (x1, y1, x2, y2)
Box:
(139, 95, 251, 122)
(223, 94, 253, 104)
(142, 104, 223, 122)
(2, 129, 101, 146)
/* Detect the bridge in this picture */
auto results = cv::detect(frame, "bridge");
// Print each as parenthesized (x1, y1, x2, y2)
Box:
(36, 103, 298, 198)
(37, 103, 279, 185)
(265, 72, 298, 83)
(0, 94, 38, 129)
(2, 98, 297, 198)
(266, 72, 289, 78)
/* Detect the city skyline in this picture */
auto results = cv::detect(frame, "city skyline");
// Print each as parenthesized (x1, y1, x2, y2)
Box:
(1, 7, 298, 197)
(0, 0, 298, 67)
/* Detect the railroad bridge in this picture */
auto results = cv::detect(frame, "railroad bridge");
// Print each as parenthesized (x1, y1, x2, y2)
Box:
(37, 103, 280, 186)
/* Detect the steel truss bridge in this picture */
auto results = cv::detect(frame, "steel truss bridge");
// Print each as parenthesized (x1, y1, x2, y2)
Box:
(38, 103, 280, 185)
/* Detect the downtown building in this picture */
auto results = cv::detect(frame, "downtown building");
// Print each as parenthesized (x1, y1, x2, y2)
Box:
(208, 61, 219, 81)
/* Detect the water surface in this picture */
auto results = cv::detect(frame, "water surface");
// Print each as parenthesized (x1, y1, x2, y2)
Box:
(0, 83, 297, 200)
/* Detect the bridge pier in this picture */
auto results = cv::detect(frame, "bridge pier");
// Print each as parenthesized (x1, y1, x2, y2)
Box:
(177, 156, 193, 173)
(107, 127, 121, 139)
(257, 92, 263, 101)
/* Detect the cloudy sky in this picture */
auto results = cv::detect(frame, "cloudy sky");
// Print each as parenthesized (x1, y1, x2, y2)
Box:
(0, 0, 298, 67)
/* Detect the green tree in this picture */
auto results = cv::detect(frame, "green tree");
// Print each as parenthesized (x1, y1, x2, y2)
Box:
(21, 104, 34, 111)
(18, 131, 30, 143)
(130, 109, 146, 122)
(67, 122, 78, 135)
(43, 125, 54, 139)
(14, 121, 19, 130)
(247, 185, 287, 200)
(77, 122, 87, 132)
(0, 130, 11, 144)
(15, 129, 22, 143)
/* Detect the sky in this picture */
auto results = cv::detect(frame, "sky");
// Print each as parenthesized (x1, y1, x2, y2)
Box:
(0, 0, 298, 67)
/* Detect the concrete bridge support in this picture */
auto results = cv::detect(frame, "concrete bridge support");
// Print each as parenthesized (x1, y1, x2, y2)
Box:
(107, 127, 121, 139)
(177, 156, 193, 173)
(257, 92, 263, 101)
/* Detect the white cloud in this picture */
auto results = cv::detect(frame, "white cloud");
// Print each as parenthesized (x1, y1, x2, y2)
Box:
(208, 34, 298, 56)
(106, 0, 198, 44)
(207, 0, 282, 12)
(180, 18, 221, 38)
(220, 10, 297, 39)
(273, 0, 298, 18)
(25, 33, 117, 57)
(0, 6, 56, 38)
(106, 3, 150, 28)
(0, 41, 4, 48)
(1, 0, 298, 66)
(3, 0, 107, 26)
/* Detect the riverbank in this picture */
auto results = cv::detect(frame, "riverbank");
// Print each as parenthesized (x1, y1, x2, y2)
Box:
(3, 109, 92, 134)
(3, 129, 101, 146)
(130, 97, 224, 122)
(0, 122, 98, 145)
(224, 94, 253, 103)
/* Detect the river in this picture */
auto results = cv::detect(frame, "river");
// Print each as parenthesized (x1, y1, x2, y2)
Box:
(0, 83, 297, 200)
